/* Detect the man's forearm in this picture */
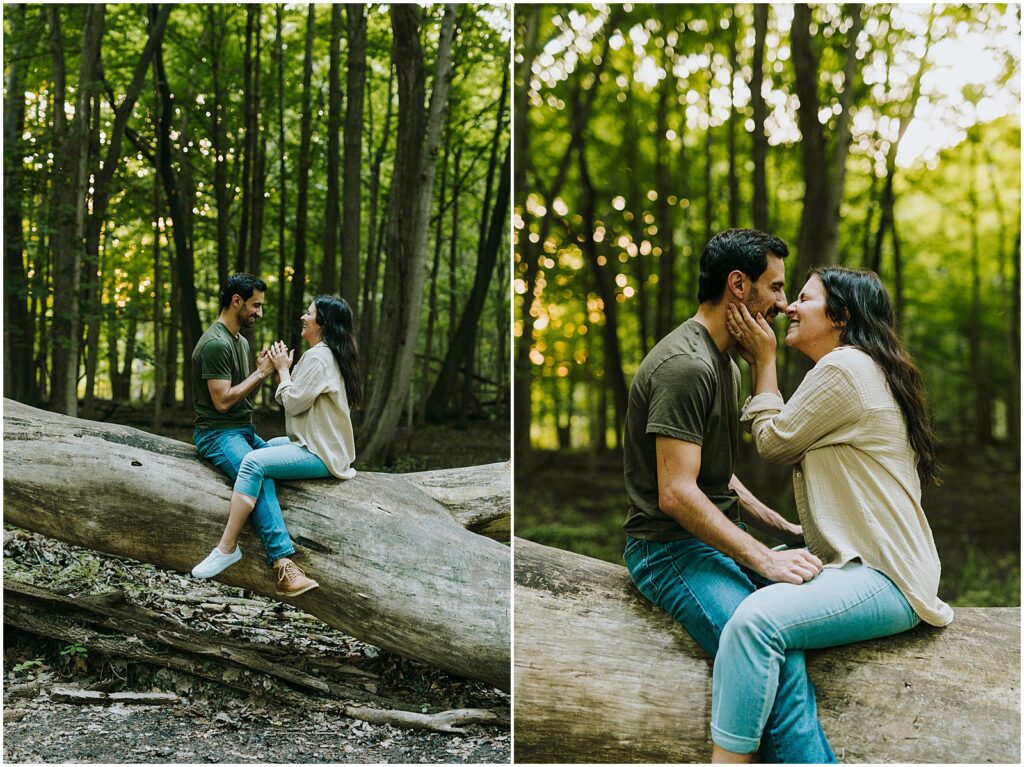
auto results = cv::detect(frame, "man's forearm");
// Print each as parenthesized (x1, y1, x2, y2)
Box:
(730, 475, 802, 544)
(216, 369, 270, 412)
(662, 483, 772, 574)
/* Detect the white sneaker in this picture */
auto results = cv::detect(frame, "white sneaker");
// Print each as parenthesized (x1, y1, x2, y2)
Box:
(191, 546, 242, 579)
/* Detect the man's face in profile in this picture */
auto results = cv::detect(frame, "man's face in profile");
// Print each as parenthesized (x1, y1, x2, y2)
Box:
(236, 290, 265, 327)
(744, 255, 787, 324)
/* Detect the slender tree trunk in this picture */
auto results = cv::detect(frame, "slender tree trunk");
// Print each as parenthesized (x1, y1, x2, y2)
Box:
(48, 4, 105, 416)
(513, 7, 539, 454)
(420, 134, 450, 423)
(427, 153, 510, 421)
(341, 4, 367, 311)
(360, 64, 395, 358)
(448, 147, 461, 343)
(274, 4, 287, 344)
(151, 5, 202, 376)
(577, 128, 627, 442)
(321, 4, 343, 295)
(750, 4, 769, 231)
(288, 4, 316, 352)
(3, 3, 35, 404)
(236, 6, 256, 275)
(966, 136, 991, 445)
(152, 111, 164, 428)
(248, 10, 266, 281)
(703, 82, 714, 245)
(624, 81, 650, 352)
(358, 5, 457, 465)
(209, 5, 230, 289)
(727, 5, 739, 229)
(653, 60, 674, 343)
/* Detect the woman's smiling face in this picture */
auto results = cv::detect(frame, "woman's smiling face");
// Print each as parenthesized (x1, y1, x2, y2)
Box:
(300, 301, 320, 345)
(784, 274, 842, 359)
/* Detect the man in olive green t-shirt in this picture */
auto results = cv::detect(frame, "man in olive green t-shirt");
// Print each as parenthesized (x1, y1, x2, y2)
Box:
(621, 229, 833, 763)
(188, 273, 314, 595)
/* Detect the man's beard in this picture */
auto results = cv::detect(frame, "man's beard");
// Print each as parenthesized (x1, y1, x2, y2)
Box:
(744, 287, 778, 323)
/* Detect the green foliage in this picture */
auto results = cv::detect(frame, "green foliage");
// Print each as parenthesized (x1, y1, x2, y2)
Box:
(947, 539, 1021, 608)
(12, 658, 44, 675)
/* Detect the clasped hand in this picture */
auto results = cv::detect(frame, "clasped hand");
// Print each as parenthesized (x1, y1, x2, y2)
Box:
(257, 341, 294, 376)
(726, 303, 776, 366)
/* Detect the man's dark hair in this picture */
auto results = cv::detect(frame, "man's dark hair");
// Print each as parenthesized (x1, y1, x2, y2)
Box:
(696, 228, 789, 304)
(219, 273, 267, 310)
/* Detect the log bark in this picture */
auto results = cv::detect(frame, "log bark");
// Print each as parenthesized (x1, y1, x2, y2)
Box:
(2, 400, 510, 691)
(514, 538, 1020, 764)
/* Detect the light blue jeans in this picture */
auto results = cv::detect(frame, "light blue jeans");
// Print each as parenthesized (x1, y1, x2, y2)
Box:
(234, 436, 331, 502)
(625, 534, 835, 763)
(194, 426, 295, 565)
(711, 561, 920, 754)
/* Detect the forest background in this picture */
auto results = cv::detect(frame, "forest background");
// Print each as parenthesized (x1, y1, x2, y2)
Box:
(514, 3, 1021, 607)
(3, 2, 512, 469)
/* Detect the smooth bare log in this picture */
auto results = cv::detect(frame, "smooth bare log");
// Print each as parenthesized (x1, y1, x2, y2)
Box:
(2, 400, 510, 690)
(514, 538, 1020, 764)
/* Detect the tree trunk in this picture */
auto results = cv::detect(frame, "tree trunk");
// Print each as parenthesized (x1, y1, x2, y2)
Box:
(321, 4, 343, 295)
(420, 134, 450, 423)
(48, 4, 105, 417)
(653, 58, 675, 344)
(750, 4, 769, 231)
(426, 61, 509, 421)
(359, 64, 395, 358)
(209, 5, 231, 289)
(288, 4, 316, 353)
(247, 11, 266, 281)
(577, 122, 628, 443)
(726, 5, 739, 229)
(513, 538, 1020, 764)
(448, 146, 461, 344)
(427, 152, 509, 421)
(359, 5, 457, 465)
(151, 5, 202, 369)
(3, 399, 510, 692)
(341, 4, 367, 311)
(3, 3, 35, 404)
(967, 136, 991, 445)
(235, 6, 256, 276)
(274, 4, 288, 344)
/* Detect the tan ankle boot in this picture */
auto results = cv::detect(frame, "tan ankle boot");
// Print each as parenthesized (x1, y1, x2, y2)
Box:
(273, 558, 319, 597)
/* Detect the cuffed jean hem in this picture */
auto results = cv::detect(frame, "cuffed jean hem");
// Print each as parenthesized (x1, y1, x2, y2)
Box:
(711, 722, 760, 755)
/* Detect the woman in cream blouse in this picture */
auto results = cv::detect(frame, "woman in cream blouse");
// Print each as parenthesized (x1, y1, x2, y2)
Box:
(709, 267, 952, 763)
(191, 295, 361, 598)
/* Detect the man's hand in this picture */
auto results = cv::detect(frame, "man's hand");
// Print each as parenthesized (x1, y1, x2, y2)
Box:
(256, 349, 274, 377)
(756, 547, 823, 585)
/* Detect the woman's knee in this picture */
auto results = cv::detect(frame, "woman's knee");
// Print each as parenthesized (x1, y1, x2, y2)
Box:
(721, 597, 781, 655)
(237, 453, 267, 484)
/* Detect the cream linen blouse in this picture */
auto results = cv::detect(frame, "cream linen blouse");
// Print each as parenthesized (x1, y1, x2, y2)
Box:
(742, 346, 953, 627)
(275, 342, 357, 480)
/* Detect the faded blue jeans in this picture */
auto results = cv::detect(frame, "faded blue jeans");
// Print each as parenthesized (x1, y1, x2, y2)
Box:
(194, 426, 295, 566)
(624, 534, 836, 764)
(712, 561, 919, 754)
(234, 436, 331, 500)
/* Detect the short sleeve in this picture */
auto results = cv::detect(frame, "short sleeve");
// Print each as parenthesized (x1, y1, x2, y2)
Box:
(645, 355, 716, 445)
(200, 338, 234, 381)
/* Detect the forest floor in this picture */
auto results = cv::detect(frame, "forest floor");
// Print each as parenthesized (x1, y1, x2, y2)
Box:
(4, 404, 511, 765)
(515, 444, 1021, 607)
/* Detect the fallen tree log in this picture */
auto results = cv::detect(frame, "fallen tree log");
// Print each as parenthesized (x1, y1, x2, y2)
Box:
(3, 579, 396, 707)
(514, 538, 1020, 764)
(3, 400, 510, 691)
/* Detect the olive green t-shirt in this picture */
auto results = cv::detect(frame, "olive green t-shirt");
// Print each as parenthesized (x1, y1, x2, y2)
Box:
(623, 319, 740, 541)
(191, 321, 255, 429)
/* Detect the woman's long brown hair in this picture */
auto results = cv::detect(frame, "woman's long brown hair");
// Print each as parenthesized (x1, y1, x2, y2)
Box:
(812, 266, 940, 485)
